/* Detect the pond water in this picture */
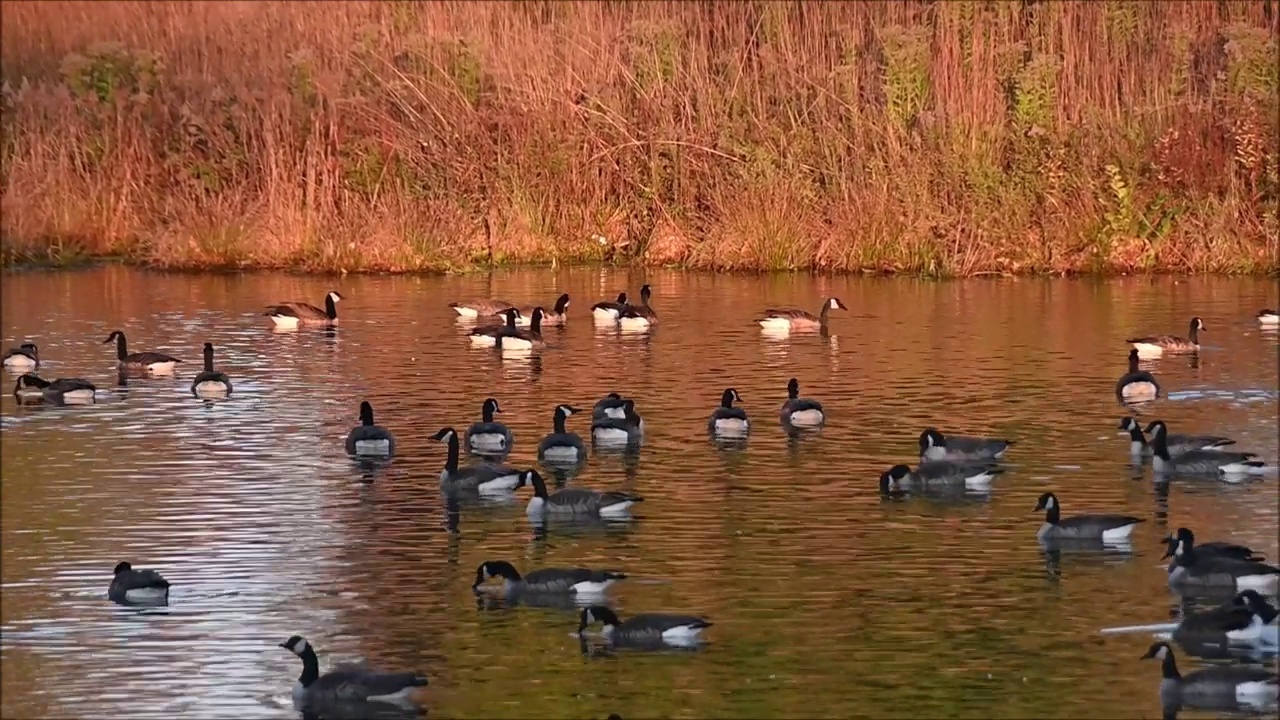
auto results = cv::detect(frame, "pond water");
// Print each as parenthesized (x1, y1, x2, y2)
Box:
(1, 266, 1277, 720)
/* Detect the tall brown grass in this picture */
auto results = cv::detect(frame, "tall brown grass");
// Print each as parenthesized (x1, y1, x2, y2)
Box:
(1, 1, 1276, 275)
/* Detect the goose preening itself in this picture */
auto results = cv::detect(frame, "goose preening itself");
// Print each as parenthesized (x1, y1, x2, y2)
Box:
(1115, 349, 1161, 403)
(469, 308, 522, 347)
(1258, 309, 1279, 327)
(279, 635, 428, 711)
(496, 307, 546, 351)
(431, 427, 522, 494)
(707, 388, 749, 438)
(617, 284, 658, 330)
(1163, 590, 1278, 648)
(264, 291, 343, 329)
(1147, 420, 1264, 478)
(2, 342, 39, 371)
(515, 293, 570, 327)
(578, 605, 712, 648)
(755, 297, 847, 333)
(1165, 528, 1280, 593)
(918, 428, 1013, 463)
(1160, 530, 1265, 573)
(13, 373, 96, 405)
(592, 392, 630, 421)
(591, 292, 629, 322)
(779, 378, 824, 428)
(108, 561, 170, 605)
(1233, 590, 1279, 646)
(879, 462, 1003, 492)
(537, 404, 586, 464)
(1140, 641, 1278, 713)
(103, 331, 181, 374)
(472, 560, 626, 597)
(1033, 492, 1143, 543)
(190, 342, 233, 397)
(345, 401, 396, 458)
(1127, 317, 1205, 358)
(448, 298, 516, 320)
(465, 398, 512, 455)
(590, 398, 644, 447)
(518, 469, 642, 519)
(1117, 417, 1235, 459)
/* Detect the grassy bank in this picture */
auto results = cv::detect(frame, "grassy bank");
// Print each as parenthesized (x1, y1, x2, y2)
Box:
(1, 1, 1277, 276)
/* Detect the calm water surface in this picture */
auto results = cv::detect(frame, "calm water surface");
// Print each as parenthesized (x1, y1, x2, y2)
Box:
(1, 267, 1277, 720)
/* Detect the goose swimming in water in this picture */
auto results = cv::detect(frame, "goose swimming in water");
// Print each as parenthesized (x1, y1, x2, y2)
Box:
(1140, 641, 1278, 713)
(190, 342, 233, 397)
(577, 605, 712, 647)
(1115, 348, 1161, 402)
(1146, 420, 1264, 478)
(755, 297, 847, 333)
(1127, 317, 1205, 358)
(469, 308, 522, 347)
(431, 427, 523, 494)
(103, 331, 181, 374)
(591, 292, 629, 322)
(779, 378, 824, 428)
(617, 284, 658, 330)
(517, 469, 642, 519)
(707, 388, 749, 437)
(264, 291, 343, 329)
(497, 307, 547, 351)
(472, 560, 626, 596)
(918, 428, 1013, 463)
(2, 342, 39, 371)
(1118, 417, 1235, 459)
(879, 462, 1003, 492)
(1160, 529, 1264, 573)
(538, 404, 587, 464)
(591, 399, 644, 446)
(1033, 492, 1143, 543)
(108, 561, 170, 605)
(279, 635, 428, 711)
(345, 401, 396, 458)
(1165, 528, 1280, 593)
(13, 373, 96, 405)
(464, 397, 513, 454)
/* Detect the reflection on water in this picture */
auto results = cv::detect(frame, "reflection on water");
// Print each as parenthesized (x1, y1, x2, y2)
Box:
(1, 267, 1277, 719)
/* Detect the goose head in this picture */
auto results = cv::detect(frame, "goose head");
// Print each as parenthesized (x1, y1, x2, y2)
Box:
(721, 388, 742, 407)
(826, 297, 847, 311)
(1140, 641, 1173, 661)
(279, 635, 312, 656)
(786, 378, 800, 399)
(15, 373, 49, 390)
(553, 293, 570, 313)
(1118, 416, 1140, 435)
(879, 465, 910, 494)
(639, 284, 652, 303)
(473, 560, 521, 590)
(1190, 316, 1205, 332)
(918, 428, 947, 452)
(326, 291, 344, 304)
(102, 330, 125, 344)
(483, 397, 502, 416)
(1032, 492, 1058, 513)
(1144, 420, 1168, 438)
(113, 561, 133, 575)
(517, 469, 548, 497)
(555, 404, 580, 418)
(578, 605, 621, 634)
(358, 401, 375, 426)
(430, 427, 458, 443)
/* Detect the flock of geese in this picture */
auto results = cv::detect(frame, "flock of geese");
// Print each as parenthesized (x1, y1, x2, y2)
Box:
(3, 285, 1279, 718)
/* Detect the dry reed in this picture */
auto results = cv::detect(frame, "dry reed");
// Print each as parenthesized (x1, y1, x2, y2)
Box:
(1, 1, 1276, 275)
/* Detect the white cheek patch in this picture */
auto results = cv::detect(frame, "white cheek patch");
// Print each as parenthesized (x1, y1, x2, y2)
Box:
(294, 639, 309, 655)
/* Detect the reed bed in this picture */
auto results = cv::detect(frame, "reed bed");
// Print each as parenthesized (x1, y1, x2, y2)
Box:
(1, 1, 1276, 275)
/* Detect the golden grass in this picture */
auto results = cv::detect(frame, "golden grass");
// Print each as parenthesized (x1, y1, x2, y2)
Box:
(1, 1, 1277, 275)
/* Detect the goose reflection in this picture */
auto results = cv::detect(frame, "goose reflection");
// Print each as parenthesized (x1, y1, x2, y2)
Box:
(301, 702, 427, 720)
(1041, 538, 1136, 581)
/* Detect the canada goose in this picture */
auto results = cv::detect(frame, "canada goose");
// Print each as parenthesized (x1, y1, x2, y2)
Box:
(591, 399, 644, 446)
(779, 378, 824, 428)
(448, 298, 516, 320)
(708, 388, 748, 437)
(1115, 349, 1161, 402)
(1257, 309, 1279, 326)
(880, 462, 1003, 492)
(516, 293, 570, 327)
(538, 404, 586, 464)
(1160, 530, 1264, 573)
(264, 291, 343, 329)
(1169, 591, 1273, 647)
(578, 605, 712, 646)
(591, 292, 629, 322)
(469, 308, 522, 347)
(1140, 641, 1278, 710)
(1127, 317, 1205, 358)
(1033, 492, 1143, 543)
(518, 469, 642, 518)
(755, 297, 848, 333)
(918, 428, 1013, 463)
(592, 392, 629, 420)
(464, 398, 512, 454)
(279, 635, 428, 710)
(190, 342, 233, 397)
(1117, 417, 1235, 458)
(1147, 420, 1264, 477)
(102, 331, 181, 373)
(345, 401, 396, 457)
(1233, 590, 1279, 646)
(430, 427, 522, 493)
(472, 560, 626, 596)
(108, 561, 170, 605)
(13, 373, 96, 405)
(618, 285, 658, 330)
(497, 307, 546, 351)
(2, 342, 39, 371)
(1165, 528, 1280, 593)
